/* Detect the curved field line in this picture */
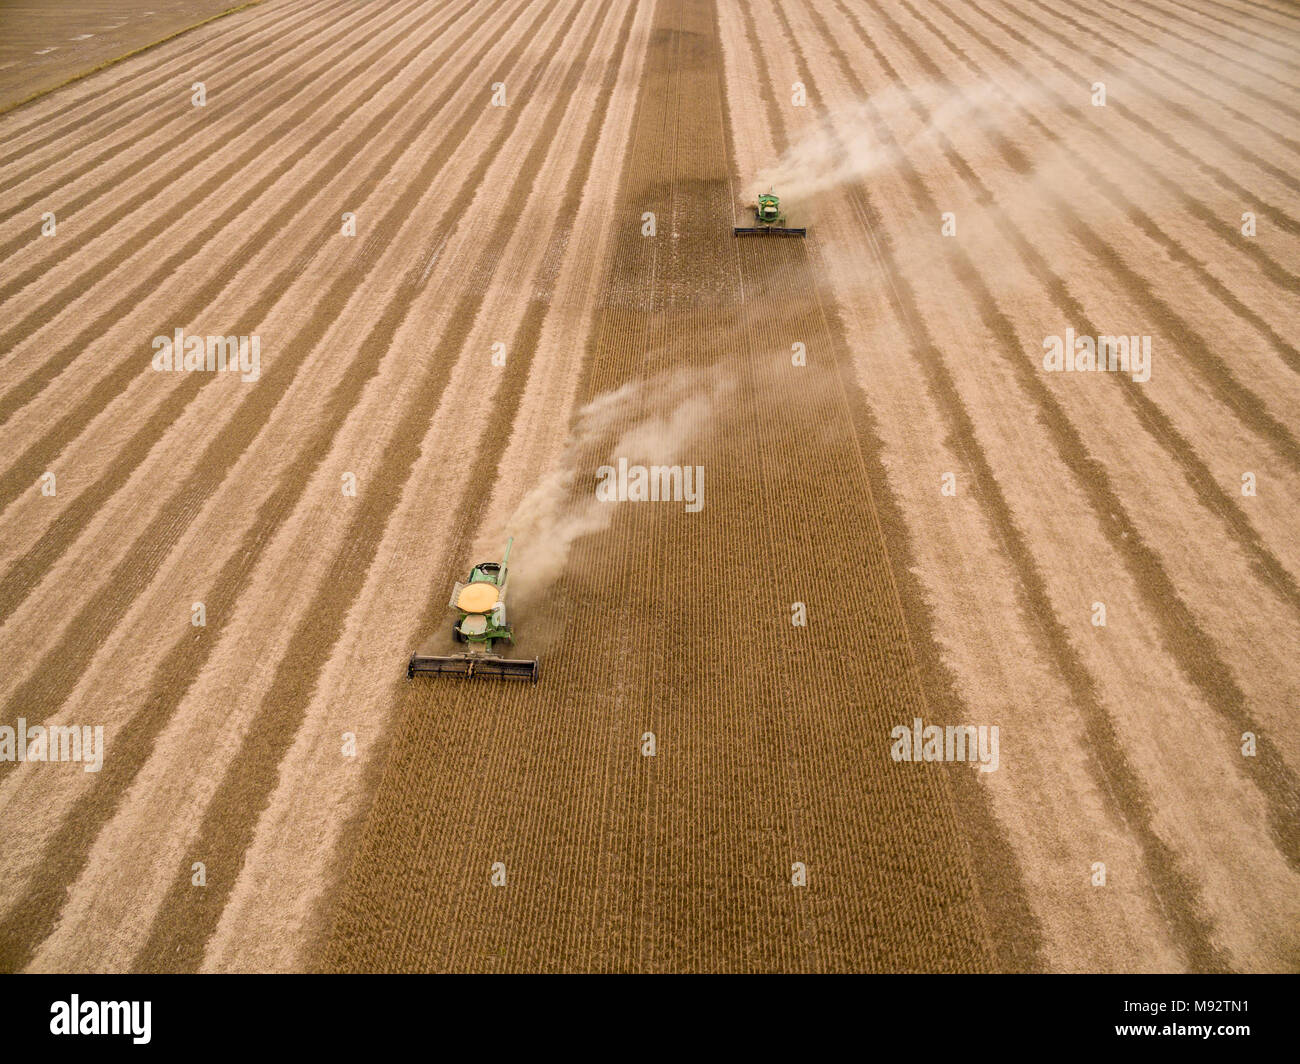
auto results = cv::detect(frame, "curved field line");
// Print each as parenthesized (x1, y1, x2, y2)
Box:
(1168, 0, 1300, 40)
(956, 3, 1300, 240)
(0, 0, 431, 344)
(1064, 0, 1300, 115)
(912, 2, 1300, 295)
(1096, 0, 1300, 86)
(914, 0, 1300, 346)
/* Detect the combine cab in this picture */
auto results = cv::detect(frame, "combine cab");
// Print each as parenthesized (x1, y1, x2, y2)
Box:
(734, 190, 807, 237)
(407, 537, 539, 683)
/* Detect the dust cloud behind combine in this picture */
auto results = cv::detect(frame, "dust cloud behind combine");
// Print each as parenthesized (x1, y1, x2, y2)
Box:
(482, 367, 732, 612)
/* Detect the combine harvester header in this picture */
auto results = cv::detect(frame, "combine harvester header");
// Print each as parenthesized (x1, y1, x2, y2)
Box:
(733, 190, 807, 237)
(407, 537, 539, 683)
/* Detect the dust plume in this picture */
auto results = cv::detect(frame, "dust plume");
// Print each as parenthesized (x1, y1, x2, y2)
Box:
(481, 366, 732, 611)
(748, 75, 1055, 206)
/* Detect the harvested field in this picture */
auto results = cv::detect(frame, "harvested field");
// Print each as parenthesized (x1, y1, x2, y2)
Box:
(0, 0, 1296, 973)
(0, 0, 262, 114)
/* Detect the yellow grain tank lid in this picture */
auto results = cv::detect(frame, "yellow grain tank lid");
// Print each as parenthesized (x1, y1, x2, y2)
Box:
(456, 582, 500, 613)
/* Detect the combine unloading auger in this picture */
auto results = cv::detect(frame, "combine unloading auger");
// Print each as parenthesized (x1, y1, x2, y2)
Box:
(407, 537, 539, 684)
(733, 189, 807, 237)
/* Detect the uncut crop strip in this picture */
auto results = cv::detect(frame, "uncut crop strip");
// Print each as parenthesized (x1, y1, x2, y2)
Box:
(326, 0, 1002, 973)
(718, 0, 1181, 972)
(718, 0, 1039, 970)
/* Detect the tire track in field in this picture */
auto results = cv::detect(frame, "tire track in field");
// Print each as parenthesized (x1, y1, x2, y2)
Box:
(325, 10, 685, 971)
(123, 0, 626, 974)
(783, 0, 1227, 970)
(639, 5, 799, 970)
(0, 0, 385, 259)
(730, 3, 858, 975)
(887, 0, 1300, 616)
(0, 0, 560, 972)
(827, 0, 1300, 879)
(719, 2, 822, 973)
(0, 0, 431, 348)
(378, 10, 678, 970)
(0, 0, 487, 624)
(0, 0, 325, 168)
(1004, 0, 1300, 184)
(522, 24, 671, 968)
(581, 3, 677, 971)
(737, 236, 996, 970)
(568, 8, 785, 967)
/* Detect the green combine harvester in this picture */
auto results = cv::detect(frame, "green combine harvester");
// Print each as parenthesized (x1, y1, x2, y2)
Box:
(734, 189, 807, 236)
(407, 537, 539, 683)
